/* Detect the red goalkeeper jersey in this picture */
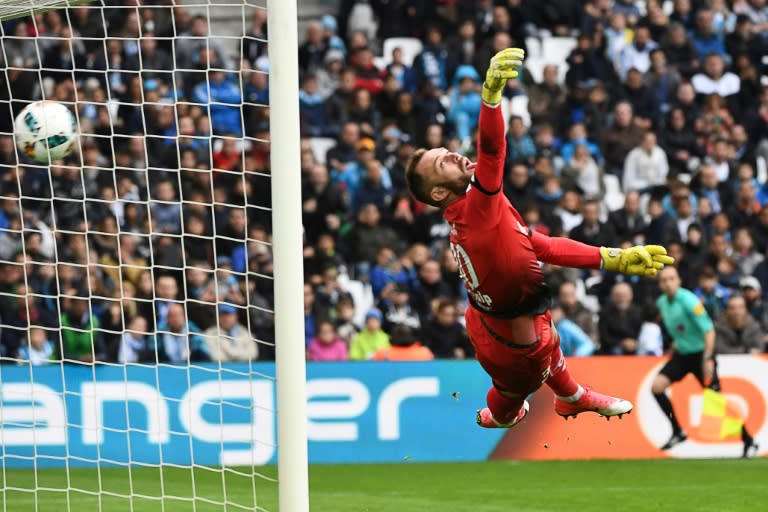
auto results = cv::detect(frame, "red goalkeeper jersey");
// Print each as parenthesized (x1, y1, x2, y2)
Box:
(444, 103, 601, 318)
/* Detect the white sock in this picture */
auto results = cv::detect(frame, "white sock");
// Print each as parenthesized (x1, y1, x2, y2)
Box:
(558, 385, 584, 403)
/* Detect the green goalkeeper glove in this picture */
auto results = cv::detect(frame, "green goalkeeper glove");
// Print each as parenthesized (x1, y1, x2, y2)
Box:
(599, 245, 675, 277)
(482, 47, 525, 106)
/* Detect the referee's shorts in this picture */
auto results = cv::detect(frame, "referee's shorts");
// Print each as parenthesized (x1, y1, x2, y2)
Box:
(658, 350, 720, 389)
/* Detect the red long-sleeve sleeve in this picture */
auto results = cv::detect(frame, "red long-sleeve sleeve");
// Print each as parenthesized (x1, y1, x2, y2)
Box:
(529, 231, 602, 269)
(474, 103, 506, 193)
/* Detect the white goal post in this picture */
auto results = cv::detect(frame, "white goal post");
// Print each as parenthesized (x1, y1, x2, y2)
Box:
(0, 0, 308, 511)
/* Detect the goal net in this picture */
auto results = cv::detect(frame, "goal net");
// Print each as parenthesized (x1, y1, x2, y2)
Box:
(0, 1, 305, 510)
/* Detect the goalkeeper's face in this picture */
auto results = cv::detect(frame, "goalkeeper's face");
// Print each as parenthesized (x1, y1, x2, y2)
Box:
(420, 148, 475, 203)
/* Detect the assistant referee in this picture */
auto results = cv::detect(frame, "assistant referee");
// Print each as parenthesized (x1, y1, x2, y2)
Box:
(652, 266, 756, 456)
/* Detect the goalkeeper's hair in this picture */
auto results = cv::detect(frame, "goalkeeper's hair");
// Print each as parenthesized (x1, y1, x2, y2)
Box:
(405, 148, 440, 207)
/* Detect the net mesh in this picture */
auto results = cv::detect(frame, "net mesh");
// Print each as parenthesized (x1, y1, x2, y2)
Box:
(0, 1, 277, 510)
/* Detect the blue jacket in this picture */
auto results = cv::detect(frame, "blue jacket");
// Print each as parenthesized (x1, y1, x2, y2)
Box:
(447, 65, 482, 135)
(151, 321, 209, 363)
(555, 318, 596, 357)
(192, 76, 243, 136)
(690, 31, 726, 59)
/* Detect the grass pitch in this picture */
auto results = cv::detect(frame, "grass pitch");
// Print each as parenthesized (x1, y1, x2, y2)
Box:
(2, 458, 765, 511)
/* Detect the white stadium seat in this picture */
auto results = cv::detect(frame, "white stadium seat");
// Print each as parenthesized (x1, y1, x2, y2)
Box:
(524, 56, 547, 83)
(381, 37, 423, 67)
(309, 137, 336, 166)
(602, 174, 625, 213)
(509, 95, 531, 128)
(757, 156, 768, 184)
(525, 37, 542, 58)
(542, 37, 577, 66)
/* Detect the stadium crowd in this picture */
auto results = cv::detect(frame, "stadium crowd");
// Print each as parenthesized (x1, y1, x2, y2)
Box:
(1, 0, 768, 364)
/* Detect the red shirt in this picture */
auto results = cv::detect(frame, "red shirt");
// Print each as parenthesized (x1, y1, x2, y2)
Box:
(444, 103, 601, 319)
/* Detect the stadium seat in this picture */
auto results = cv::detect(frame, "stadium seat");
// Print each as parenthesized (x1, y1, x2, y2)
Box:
(525, 37, 542, 59)
(541, 37, 577, 67)
(500, 97, 511, 134)
(509, 95, 531, 128)
(381, 37, 423, 67)
(524, 56, 547, 84)
(602, 174, 625, 212)
(758, 156, 767, 184)
(309, 137, 336, 166)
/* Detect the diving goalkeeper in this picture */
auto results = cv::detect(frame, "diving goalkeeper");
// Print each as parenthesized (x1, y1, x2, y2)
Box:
(405, 48, 674, 428)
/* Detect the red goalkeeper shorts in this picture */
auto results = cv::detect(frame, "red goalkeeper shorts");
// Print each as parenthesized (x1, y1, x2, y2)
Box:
(465, 306, 561, 395)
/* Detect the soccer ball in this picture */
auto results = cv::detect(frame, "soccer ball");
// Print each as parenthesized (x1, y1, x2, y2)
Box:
(14, 100, 78, 163)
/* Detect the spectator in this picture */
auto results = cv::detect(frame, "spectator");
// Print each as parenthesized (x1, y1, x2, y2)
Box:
(446, 65, 482, 146)
(0, 283, 58, 357)
(298, 20, 328, 74)
(203, 304, 258, 362)
(382, 282, 421, 333)
(373, 324, 433, 361)
(298, 74, 329, 137)
(598, 282, 643, 355)
(661, 22, 700, 77)
(600, 101, 645, 176)
(334, 295, 360, 344)
(349, 308, 390, 360)
(623, 131, 669, 193)
(18, 327, 55, 365)
(307, 320, 348, 361)
(692, 53, 740, 100)
(550, 303, 596, 357)
(504, 162, 536, 213)
(412, 25, 449, 91)
(192, 71, 243, 136)
(607, 191, 647, 243)
(645, 49, 682, 115)
(527, 65, 566, 126)
(152, 303, 209, 363)
(117, 315, 149, 364)
(421, 299, 471, 359)
(690, 9, 727, 59)
(558, 280, 598, 342)
(59, 290, 105, 363)
(740, 275, 768, 326)
(616, 25, 658, 80)
(637, 304, 665, 355)
(411, 259, 453, 321)
(715, 295, 765, 353)
(505, 116, 537, 166)
(570, 199, 617, 248)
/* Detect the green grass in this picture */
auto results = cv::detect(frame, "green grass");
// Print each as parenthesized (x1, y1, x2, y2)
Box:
(2, 459, 766, 511)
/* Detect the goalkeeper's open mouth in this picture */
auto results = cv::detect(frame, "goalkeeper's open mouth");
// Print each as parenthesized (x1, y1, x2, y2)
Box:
(464, 159, 475, 175)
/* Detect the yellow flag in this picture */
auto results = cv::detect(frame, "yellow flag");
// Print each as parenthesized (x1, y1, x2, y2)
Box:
(698, 388, 744, 441)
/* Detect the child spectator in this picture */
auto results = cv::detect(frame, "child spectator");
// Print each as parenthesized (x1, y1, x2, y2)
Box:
(334, 296, 360, 344)
(373, 325, 433, 361)
(550, 303, 596, 357)
(18, 327, 55, 365)
(307, 321, 348, 361)
(349, 308, 390, 360)
(118, 315, 148, 364)
(637, 304, 665, 356)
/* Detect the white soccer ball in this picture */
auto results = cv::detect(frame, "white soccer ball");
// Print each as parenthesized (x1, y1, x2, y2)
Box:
(14, 100, 78, 163)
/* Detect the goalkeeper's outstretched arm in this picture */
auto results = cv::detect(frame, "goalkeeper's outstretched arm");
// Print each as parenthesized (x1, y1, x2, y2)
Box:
(529, 231, 674, 277)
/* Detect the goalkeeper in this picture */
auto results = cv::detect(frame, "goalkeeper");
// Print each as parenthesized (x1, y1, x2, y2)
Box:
(405, 48, 674, 428)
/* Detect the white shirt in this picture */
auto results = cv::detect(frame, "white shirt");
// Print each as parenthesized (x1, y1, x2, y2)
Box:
(622, 146, 669, 192)
(691, 72, 740, 97)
